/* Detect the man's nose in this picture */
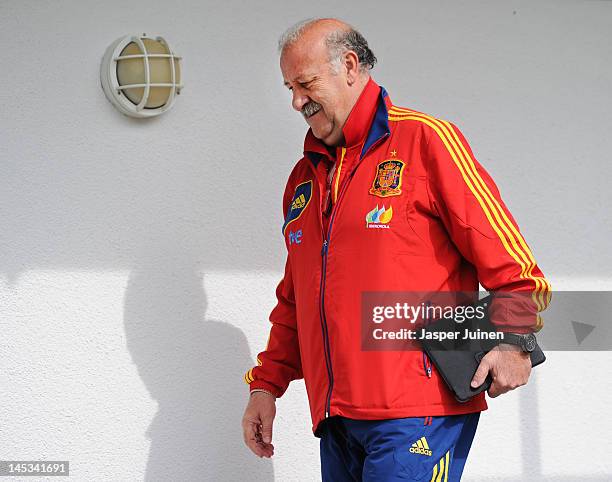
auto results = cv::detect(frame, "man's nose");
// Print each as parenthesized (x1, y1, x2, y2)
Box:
(292, 90, 310, 113)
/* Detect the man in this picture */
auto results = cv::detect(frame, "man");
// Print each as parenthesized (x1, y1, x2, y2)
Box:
(242, 18, 551, 481)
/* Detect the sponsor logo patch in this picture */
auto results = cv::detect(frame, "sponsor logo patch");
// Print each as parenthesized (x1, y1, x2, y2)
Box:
(288, 229, 302, 245)
(291, 194, 306, 210)
(365, 205, 393, 229)
(409, 436, 432, 456)
(282, 180, 312, 235)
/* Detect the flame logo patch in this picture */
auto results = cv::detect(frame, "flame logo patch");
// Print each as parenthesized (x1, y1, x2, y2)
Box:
(365, 205, 393, 228)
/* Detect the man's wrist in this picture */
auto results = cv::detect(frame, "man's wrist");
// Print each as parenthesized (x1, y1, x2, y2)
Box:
(250, 388, 277, 400)
(497, 343, 525, 352)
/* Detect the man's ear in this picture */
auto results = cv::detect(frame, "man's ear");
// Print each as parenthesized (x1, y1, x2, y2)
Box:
(344, 50, 360, 85)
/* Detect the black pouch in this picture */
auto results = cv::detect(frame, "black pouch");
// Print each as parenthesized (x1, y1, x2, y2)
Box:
(420, 294, 546, 402)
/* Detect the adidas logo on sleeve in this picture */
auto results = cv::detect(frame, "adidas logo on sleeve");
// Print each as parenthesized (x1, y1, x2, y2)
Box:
(409, 436, 433, 456)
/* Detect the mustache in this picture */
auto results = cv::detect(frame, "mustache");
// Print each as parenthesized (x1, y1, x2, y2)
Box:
(302, 101, 322, 118)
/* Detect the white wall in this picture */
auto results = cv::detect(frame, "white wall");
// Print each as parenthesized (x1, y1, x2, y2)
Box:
(1, 0, 610, 480)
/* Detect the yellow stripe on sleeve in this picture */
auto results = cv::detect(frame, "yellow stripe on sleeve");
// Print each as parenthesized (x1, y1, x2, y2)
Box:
(443, 118, 551, 311)
(387, 107, 551, 316)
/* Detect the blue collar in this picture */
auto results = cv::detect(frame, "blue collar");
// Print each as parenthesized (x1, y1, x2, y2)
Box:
(360, 86, 391, 159)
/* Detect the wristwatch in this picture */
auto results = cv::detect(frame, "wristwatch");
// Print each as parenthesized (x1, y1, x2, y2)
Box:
(501, 333, 538, 353)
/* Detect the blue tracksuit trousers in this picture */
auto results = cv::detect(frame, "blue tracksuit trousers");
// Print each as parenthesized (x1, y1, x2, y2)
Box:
(319, 412, 480, 481)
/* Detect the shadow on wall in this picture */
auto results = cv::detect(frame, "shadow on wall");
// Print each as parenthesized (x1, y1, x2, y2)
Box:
(123, 242, 273, 481)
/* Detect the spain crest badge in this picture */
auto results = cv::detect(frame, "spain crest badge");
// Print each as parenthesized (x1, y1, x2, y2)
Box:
(369, 159, 405, 197)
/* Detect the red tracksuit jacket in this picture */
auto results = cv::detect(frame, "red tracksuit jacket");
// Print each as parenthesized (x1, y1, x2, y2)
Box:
(245, 78, 551, 436)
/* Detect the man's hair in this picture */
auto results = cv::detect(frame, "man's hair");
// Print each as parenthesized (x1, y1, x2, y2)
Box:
(278, 18, 377, 73)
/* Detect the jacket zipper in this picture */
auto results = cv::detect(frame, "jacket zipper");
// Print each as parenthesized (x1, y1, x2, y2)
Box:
(319, 239, 333, 417)
(422, 351, 432, 378)
(318, 133, 390, 419)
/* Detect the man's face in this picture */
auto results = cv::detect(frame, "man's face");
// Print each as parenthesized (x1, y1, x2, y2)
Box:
(280, 37, 353, 147)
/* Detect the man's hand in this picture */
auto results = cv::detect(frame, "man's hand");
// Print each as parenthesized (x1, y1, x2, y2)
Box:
(470, 344, 532, 398)
(242, 391, 276, 458)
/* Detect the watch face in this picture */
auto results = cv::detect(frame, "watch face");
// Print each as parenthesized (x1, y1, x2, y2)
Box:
(524, 334, 537, 352)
